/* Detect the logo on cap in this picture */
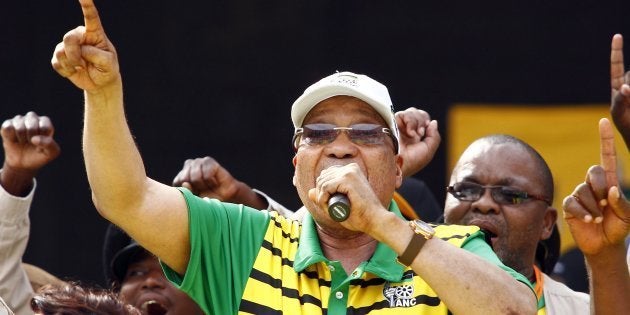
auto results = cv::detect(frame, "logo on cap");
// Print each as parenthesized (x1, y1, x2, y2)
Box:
(332, 73, 359, 87)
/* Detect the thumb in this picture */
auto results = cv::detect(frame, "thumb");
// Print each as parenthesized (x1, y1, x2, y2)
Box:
(81, 45, 115, 71)
(30, 135, 61, 158)
(308, 188, 317, 203)
(607, 186, 630, 220)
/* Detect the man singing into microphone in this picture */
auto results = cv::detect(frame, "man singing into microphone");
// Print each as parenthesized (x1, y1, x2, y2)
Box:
(50, 1, 536, 313)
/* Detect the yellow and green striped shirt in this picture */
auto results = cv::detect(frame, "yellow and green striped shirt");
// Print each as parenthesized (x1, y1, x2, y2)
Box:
(163, 188, 532, 315)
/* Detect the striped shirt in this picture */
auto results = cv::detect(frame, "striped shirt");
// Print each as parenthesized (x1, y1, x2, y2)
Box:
(163, 188, 533, 315)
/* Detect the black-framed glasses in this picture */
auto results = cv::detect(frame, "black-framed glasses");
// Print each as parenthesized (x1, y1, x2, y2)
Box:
(292, 123, 398, 152)
(447, 182, 551, 206)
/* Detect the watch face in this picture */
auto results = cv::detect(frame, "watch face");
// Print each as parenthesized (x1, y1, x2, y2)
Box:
(412, 220, 435, 237)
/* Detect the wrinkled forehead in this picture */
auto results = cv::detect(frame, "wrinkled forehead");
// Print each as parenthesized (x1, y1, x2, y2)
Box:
(450, 141, 542, 187)
(303, 96, 388, 126)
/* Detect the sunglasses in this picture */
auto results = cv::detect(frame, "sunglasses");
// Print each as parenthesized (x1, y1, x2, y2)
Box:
(447, 182, 550, 206)
(293, 123, 398, 152)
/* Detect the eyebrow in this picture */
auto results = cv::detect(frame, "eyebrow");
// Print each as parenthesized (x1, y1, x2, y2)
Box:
(459, 176, 519, 187)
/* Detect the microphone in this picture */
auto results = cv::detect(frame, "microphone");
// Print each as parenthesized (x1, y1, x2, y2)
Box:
(328, 193, 350, 222)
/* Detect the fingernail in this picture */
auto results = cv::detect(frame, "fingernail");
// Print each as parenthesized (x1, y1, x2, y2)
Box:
(599, 199, 608, 207)
(610, 186, 620, 200)
(583, 215, 593, 223)
(594, 216, 603, 224)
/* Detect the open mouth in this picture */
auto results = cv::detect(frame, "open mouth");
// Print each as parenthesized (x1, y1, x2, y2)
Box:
(483, 229, 498, 247)
(141, 300, 167, 315)
(467, 219, 499, 248)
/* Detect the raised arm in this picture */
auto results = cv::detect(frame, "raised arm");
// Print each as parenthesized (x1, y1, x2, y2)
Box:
(51, 0, 189, 274)
(394, 107, 440, 177)
(0, 112, 60, 315)
(562, 118, 630, 315)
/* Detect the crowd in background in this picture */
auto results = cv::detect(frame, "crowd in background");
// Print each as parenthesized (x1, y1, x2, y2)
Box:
(1, 0, 629, 314)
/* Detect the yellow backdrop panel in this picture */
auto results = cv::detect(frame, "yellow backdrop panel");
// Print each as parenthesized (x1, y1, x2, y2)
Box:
(447, 104, 630, 253)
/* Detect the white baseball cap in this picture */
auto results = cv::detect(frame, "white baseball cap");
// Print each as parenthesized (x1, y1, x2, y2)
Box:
(291, 71, 400, 145)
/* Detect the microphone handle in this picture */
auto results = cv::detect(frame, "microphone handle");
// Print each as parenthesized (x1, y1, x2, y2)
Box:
(328, 193, 351, 222)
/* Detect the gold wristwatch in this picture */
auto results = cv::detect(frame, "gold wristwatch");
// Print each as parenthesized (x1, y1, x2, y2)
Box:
(398, 220, 435, 266)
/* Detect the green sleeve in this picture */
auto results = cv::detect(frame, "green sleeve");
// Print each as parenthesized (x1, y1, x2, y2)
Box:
(161, 188, 271, 315)
(461, 230, 536, 294)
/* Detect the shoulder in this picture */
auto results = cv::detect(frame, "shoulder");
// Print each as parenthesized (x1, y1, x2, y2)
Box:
(542, 272, 590, 314)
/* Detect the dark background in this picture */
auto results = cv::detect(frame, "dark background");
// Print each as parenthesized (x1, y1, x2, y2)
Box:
(1, 0, 628, 286)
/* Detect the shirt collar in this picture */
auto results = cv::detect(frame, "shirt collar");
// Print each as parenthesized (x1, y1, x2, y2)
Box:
(293, 200, 406, 282)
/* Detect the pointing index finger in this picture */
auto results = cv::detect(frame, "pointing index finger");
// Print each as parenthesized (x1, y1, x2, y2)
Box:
(599, 118, 618, 186)
(79, 0, 104, 32)
(611, 34, 625, 90)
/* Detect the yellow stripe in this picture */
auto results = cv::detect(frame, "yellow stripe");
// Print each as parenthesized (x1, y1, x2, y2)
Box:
(240, 217, 476, 313)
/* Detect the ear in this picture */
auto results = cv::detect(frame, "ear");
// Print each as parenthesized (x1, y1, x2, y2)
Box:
(540, 206, 558, 240)
(395, 155, 403, 189)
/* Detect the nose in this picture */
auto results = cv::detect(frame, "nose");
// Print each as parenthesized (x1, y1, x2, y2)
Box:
(141, 270, 167, 290)
(471, 188, 500, 214)
(324, 131, 358, 159)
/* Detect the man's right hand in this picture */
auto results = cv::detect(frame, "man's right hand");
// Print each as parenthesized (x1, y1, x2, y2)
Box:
(51, 0, 119, 92)
(1, 112, 60, 196)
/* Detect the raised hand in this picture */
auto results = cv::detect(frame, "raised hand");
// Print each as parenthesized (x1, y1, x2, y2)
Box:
(610, 34, 630, 149)
(1, 112, 60, 196)
(172, 156, 267, 209)
(562, 118, 630, 256)
(394, 107, 440, 177)
(51, 0, 119, 92)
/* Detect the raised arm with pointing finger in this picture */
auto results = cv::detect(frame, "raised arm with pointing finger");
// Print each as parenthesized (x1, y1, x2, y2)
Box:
(52, 1, 536, 314)
(562, 118, 630, 315)
(51, 0, 191, 274)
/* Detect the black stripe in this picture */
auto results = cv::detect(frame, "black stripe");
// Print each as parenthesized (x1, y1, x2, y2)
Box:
(270, 216, 300, 243)
(300, 269, 332, 287)
(248, 268, 326, 308)
(350, 277, 385, 287)
(439, 233, 471, 242)
(240, 299, 329, 315)
(349, 270, 415, 288)
(260, 239, 296, 268)
(249, 267, 331, 291)
(250, 268, 283, 289)
(239, 299, 283, 315)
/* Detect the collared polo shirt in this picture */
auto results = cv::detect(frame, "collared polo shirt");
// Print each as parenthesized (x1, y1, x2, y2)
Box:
(163, 188, 533, 314)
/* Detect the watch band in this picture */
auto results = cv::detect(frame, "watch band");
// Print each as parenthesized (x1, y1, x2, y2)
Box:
(397, 233, 427, 266)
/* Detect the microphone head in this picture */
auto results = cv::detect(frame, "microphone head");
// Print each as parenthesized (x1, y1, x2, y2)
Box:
(328, 193, 350, 222)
